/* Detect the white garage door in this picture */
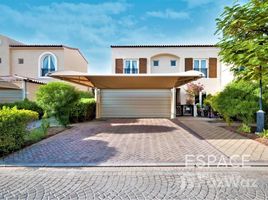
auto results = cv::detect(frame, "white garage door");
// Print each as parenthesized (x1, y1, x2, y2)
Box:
(100, 89, 171, 118)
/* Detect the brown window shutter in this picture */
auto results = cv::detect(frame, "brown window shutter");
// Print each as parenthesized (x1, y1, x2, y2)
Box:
(185, 58, 193, 71)
(209, 58, 217, 78)
(139, 58, 147, 74)
(115, 58, 123, 73)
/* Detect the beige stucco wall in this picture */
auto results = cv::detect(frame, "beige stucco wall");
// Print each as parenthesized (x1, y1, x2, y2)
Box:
(111, 47, 233, 104)
(150, 54, 180, 74)
(111, 47, 220, 74)
(63, 48, 88, 72)
(10, 48, 64, 80)
(0, 35, 22, 76)
(25, 82, 42, 101)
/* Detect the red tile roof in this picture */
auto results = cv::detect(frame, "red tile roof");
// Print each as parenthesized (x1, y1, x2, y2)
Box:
(111, 44, 216, 48)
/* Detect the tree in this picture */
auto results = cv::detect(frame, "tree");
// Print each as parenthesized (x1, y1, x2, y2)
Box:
(216, 0, 268, 132)
(36, 82, 79, 126)
(185, 82, 204, 105)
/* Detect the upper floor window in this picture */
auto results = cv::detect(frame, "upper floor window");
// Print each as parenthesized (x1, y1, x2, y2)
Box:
(18, 58, 24, 64)
(153, 60, 159, 67)
(0, 58, 2, 64)
(194, 59, 208, 78)
(39, 53, 57, 77)
(124, 59, 138, 74)
(170, 60, 176, 67)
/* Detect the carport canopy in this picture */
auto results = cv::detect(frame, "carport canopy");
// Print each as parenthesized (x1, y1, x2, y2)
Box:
(49, 70, 203, 89)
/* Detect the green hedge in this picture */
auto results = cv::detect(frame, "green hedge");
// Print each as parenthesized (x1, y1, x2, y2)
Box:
(208, 80, 261, 125)
(70, 98, 96, 123)
(0, 107, 38, 156)
(0, 99, 44, 119)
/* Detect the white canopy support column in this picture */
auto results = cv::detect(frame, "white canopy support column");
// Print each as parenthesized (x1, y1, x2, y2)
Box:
(95, 88, 101, 119)
(171, 87, 176, 119)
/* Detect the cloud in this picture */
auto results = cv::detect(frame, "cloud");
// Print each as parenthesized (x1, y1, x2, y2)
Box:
(0, 2, 132, 73)
(146, 9, 189, 20)
(0, 1, 219, 73)
(182, 0, 215, 8)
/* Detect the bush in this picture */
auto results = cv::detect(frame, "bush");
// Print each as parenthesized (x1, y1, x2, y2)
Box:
(24, 127, 47, 145)
(209, 80, 259, 125)
(0, 99, 44, 119)
(0, 107, 38, 156)
(237, 123, 251, 133)
(260, 129, 268, 138)
(70, 98, 96, 123)
(77, 90, 94, 99)
(36, 82, 79, 126)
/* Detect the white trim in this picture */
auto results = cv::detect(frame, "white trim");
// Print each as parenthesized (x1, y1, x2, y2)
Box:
(123, 58, 139, 74)
(193, 58, 209, 78)
(38, 52, 58, 78)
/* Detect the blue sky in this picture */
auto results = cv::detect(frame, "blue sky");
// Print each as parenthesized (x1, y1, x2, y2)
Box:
(0, 0, 245, 73)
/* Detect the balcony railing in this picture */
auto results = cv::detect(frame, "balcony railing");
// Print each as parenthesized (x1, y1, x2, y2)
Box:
(124, 68, 138, 74)
(41, 68, 55, 77)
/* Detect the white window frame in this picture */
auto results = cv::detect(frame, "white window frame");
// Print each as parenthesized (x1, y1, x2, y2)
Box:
(193, 58, 209, 78)
(123, 59, 139, 74)
(170, 60, 177, 67)
(38, 52, 58, 78)
(152, 60, 159, 67)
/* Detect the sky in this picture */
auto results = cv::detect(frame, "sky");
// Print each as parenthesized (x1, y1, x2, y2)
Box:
(0, 0, 246, 74)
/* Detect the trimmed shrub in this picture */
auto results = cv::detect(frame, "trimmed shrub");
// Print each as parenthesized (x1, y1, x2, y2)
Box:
(0, 99, 44, 119)
(77, 90, 94, 99)
(0, 107, 38, 156)
(209, 80, 259, 125)
(36, 82, 79, 126)
(70, 98, 96, 123)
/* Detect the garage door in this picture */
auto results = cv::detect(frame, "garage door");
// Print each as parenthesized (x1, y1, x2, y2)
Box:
(100, 89, 171, 118)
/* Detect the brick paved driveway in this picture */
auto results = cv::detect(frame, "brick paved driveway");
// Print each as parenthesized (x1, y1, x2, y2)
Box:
(1, 167, 268, 199)
(0, 119, 226, 166)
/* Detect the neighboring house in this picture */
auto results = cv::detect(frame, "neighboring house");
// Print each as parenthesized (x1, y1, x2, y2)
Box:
(111, 44, 233, 106)
(0, 35, 89, 102)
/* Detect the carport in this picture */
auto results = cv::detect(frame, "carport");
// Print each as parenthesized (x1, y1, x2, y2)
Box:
(50, 71, 203, 119)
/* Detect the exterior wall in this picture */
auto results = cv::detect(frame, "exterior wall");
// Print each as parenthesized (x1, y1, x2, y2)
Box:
(63, 47, 88, 72)
(111, 47, 219, 74)
(25, 82, 43, 101)
(0, 35, 22, 76)
(150, 54, 180, 74)
(0, 89, 23, 103)
(10, 48, 64, 80)
(111, 47, 233, 104)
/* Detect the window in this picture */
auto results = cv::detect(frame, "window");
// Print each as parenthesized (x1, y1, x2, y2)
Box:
(124, 59, 138, 74)
(153, 60, 159, 67)
(193, 59, 208, 78)
(170, 60, 176, 67)
(40, 53, 57, 77)
(18, 58, 24, 64)
(0, 58, 1, 64)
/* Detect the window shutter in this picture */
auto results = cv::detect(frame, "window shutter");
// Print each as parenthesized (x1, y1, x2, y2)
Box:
(139, 58, 147, 74)
(185, 58, 193, 71)
(115, 58, 123, 73)
(209, 58, 217, 78)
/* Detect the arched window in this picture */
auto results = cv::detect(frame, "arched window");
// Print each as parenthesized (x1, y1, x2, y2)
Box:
(39, 53, 57, 77)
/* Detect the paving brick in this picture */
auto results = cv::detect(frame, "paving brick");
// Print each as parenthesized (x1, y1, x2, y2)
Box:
(1, 119, 226, 166)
